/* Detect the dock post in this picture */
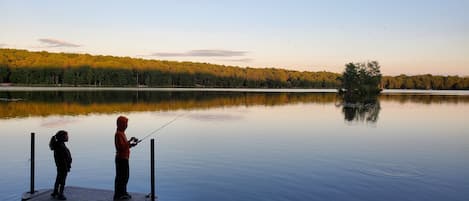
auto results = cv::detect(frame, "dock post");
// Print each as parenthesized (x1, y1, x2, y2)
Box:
(30, 132, 35, 194)
(151, 138, 156, 201)
(22, 132, 36, 201)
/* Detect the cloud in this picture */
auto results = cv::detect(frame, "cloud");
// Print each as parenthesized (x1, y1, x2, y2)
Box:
(38, 38, 80, 47)
(150, 49, 247, 57)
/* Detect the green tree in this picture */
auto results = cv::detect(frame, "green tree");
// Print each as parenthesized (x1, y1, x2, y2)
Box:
(0, 66, 9, 83)
(339, 61, 382, 102)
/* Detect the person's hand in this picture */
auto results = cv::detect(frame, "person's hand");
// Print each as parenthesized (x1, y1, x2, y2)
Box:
(129, 137, 139, 148)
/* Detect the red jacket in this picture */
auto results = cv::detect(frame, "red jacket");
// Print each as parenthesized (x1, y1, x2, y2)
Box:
(115, 116, 130, 159)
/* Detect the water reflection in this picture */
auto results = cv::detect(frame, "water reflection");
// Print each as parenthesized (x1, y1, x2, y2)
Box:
(336, 95, 381, 123)
(186, 113, 244, 122)
(1, 90, 469, 201)
(1, 91, 469, 122)
(40, 117, 79, 128)
(0, 91, 335, 118)
(340, 100, 380, 123)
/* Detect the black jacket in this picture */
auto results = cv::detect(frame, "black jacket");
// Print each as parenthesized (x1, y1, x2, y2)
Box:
(53, 142, 72, 171)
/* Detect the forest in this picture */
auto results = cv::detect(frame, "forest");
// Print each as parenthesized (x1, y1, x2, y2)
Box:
(0, 48, 468, 89)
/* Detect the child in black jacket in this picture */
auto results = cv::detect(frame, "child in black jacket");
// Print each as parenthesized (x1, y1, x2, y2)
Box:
(49, 130, 72, 200)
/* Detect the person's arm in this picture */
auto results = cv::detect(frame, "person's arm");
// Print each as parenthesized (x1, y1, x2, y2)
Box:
(128, 137, 139, 148)
(115, 133, 129, 152)
(65, 147, 72, 171)
(56, 144, 69, 169)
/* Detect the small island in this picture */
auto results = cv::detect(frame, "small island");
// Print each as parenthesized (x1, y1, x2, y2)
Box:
(337, 61, 383, 123)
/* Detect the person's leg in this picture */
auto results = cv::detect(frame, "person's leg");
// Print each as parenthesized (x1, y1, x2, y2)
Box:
(114, 157, 128, 199)
(56, 168, 68, 200)
(123, 159, 129, 195)
(51, 170, 60, 197)
(114, 157, 121, 199)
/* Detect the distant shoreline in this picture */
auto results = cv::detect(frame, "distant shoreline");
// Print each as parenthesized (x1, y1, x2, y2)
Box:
(0, 86, 468, 95)
(2, 49, 468, 90)
(0, 86, 337, 93)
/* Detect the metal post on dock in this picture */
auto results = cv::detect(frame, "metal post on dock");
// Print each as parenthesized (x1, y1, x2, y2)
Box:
(150, 138, 156, 201)
(22, 132, 36, 201)
(30, 132, 35, 194)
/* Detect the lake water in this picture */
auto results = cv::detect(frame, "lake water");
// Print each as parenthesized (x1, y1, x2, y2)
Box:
(1, 89, 468, 201)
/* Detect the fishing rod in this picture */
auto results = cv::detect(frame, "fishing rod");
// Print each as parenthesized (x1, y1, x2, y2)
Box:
(134, 113, 186, 144)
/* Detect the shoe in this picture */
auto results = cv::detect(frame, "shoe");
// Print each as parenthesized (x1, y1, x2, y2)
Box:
(119, 194, 131, 200)
(56, 194, 67, 200)
(51, 192, 58, 197)
(113, 194, 131, 200)
(124, 193, 132, 199)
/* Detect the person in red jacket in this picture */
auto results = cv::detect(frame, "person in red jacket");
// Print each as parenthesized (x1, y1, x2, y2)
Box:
(114, 116, 138, 200)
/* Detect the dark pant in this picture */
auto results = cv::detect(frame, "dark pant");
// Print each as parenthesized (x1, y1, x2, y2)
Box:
(114, 157, 129, 198)
(54, 167, 68, 195)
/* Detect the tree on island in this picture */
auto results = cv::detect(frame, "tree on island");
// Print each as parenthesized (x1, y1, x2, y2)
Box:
(338, 61, 382, 102)
(337, 61, 382, 123)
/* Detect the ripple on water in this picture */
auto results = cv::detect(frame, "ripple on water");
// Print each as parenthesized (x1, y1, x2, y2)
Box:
(351, 162, 424, 179)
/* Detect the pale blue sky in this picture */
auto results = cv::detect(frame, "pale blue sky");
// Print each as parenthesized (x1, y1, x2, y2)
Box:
(1, 0, 468, 75)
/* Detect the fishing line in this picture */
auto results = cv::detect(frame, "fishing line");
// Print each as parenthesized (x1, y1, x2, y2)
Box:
(136, 112, 186, 143)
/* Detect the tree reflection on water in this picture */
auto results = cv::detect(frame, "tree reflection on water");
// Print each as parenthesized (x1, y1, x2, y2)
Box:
(0, 91, 336, 118)
(339, 98, 381, 123)
(0, 90, 468, 121)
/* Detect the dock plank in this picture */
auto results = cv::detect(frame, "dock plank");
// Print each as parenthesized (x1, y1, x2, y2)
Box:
(23, 186, 153, 201)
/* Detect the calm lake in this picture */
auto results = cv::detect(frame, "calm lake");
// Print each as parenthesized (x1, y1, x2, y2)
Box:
(1, 89, 468, 201)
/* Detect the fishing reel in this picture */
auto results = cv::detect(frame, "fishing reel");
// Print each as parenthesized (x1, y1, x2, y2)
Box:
(129, 137, 139, 147)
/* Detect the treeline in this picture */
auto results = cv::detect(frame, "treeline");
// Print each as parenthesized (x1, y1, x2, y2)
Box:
(0, 49, 340, 88)
(382, 75, 469, 90)
(0, 49, 468, 89)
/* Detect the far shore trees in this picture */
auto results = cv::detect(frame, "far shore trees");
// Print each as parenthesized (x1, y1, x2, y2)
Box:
(0, 49, 340, 88)
(0, 49, 468, 89)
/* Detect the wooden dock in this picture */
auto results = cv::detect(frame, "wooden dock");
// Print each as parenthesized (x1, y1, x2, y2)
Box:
(22, 134, 157, 201)
(22, 186, 154, 201)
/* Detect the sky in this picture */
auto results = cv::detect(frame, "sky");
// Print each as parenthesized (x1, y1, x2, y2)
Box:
(0, 0, 468, 76)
